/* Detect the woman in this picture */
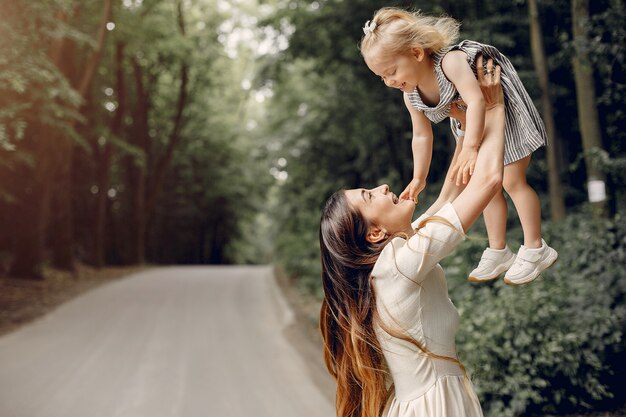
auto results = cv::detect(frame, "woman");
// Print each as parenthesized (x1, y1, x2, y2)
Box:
(319, 56, 504, 417)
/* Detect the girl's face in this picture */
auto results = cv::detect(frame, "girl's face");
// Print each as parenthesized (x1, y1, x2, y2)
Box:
(345, 184, 415, 242)
(365, 48, 429, 93)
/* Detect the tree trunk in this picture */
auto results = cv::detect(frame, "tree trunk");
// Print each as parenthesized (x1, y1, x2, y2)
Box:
(8, 125, 54, 279)
(9, 191, 49, 279)
(51, 0, 113, 270)
(128, 1, 188, 263)
(141, 1, 189, 262)
(528, 0, 566, 222)
(128, 59, 150, 264)
(7, 14, 73, 279)
(205, 198, 227, 264)
(144, 58, 188, 220)
(94, 41, 125, 267)
(144, 0, 189, 221)
(571, 0, 608, 217)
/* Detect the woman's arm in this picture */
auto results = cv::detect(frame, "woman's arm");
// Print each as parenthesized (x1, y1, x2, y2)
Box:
(441, 50, 487, 186)
(452, 57, 504, 232)
(399, 94, 433, 203)
(398, 57, 503, 280)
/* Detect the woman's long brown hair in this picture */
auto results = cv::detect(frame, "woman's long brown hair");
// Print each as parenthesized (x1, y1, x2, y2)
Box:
(319, 191, 469, 417)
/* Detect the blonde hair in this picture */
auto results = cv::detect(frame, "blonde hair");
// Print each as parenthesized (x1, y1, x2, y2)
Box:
(360, 7, 460, 62)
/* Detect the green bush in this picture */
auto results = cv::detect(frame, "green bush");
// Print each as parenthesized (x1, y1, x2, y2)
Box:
(444, 208, 626, 416)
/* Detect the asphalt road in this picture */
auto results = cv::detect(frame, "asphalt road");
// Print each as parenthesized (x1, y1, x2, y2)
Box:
(0, 266, 335, 417)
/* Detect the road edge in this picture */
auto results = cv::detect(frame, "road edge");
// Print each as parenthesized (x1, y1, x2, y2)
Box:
(271, 264, 336, 406)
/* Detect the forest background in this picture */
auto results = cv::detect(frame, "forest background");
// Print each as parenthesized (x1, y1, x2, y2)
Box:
(0, 0, 625, 416)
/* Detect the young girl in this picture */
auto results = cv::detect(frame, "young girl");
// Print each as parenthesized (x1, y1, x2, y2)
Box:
(360, 7, 557, 285)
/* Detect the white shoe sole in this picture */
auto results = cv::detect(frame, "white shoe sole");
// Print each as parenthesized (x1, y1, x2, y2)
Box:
(503, 247, 558, 286)
(468, 256, 516, 283)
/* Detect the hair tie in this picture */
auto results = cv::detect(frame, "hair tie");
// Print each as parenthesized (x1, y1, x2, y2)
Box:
(362, 20, 377, 35)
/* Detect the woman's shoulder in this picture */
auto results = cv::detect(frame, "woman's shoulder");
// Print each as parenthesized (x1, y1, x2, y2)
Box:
(413, 203, 463, 233)
(372, 236, 408, 279)
(372, 203, 465, 284)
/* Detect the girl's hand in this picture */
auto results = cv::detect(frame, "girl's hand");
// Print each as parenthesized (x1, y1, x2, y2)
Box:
(399, 178, 426, 204)
(451, 146, 478, 186)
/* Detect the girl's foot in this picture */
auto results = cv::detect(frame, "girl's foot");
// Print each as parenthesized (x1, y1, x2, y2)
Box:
(503, 240, 558, 286)
(468, 246, 516, 283)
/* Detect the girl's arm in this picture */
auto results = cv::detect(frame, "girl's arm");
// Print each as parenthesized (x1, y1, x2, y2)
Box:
(419, 135, 465, 218)
(452, 60, 505, 232)
(441, 50, 487, 186)
(399, 94, 433, 203)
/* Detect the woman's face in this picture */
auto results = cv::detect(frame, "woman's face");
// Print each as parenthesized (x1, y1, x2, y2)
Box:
(365, 48, 428, 93)
(345, 184, 415, 240)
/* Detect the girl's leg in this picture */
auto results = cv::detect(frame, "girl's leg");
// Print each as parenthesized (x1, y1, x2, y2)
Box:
(466, 121, 515, 283)
(483, 190, 508, 249)
(468, 190, 515, 282)
(503, 154, 558, 285)
(502, 155, 541, 248)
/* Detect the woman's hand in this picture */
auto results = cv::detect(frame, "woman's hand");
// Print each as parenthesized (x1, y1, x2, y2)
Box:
(475, 54, 503, 110)
(449, 54, 503, 132)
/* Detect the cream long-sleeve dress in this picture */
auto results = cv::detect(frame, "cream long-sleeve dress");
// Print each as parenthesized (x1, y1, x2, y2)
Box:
(371, 203, 483, 417)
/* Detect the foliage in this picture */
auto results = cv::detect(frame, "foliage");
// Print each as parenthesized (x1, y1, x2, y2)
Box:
(444, 208, 626, 416)
(586, 0, 626, 155)
(69, 0, 269, 264)
(0, 0, 274, 266)
(0, 1, 83, 197)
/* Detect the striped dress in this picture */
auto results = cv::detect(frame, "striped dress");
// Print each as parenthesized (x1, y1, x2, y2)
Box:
(406, 40, 547, 165)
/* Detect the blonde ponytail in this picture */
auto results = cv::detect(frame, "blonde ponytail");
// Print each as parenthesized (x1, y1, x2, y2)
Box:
(360, 7, 460, 61)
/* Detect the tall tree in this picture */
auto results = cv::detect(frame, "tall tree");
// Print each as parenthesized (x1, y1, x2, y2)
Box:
(571, 0, 608, 217)
(128, 57, 150, 263)
(50, 0, 113, 270)
(94, 41, 126, 267)
(528, 0, 566, 221)
(127, 0, 189, 263)
(6, 3, 82, 278)
(144, 0, 189, 227)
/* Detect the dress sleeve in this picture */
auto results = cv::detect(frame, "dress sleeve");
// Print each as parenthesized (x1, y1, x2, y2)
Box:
(448, 40, 501, 74)
(450, 40, 482, 64)
(373, 203, 465, 286)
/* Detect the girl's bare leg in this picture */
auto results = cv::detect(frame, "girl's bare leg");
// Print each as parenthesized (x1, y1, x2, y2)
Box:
(482, 190, 508, 250)
(503, 155, 542, 248)
(503, 154, 557, 285)
(468, 184, 515, 282)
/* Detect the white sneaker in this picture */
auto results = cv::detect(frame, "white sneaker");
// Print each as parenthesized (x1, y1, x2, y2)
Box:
(503, 239, 558, 286)
(468, 246, 516, 283)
